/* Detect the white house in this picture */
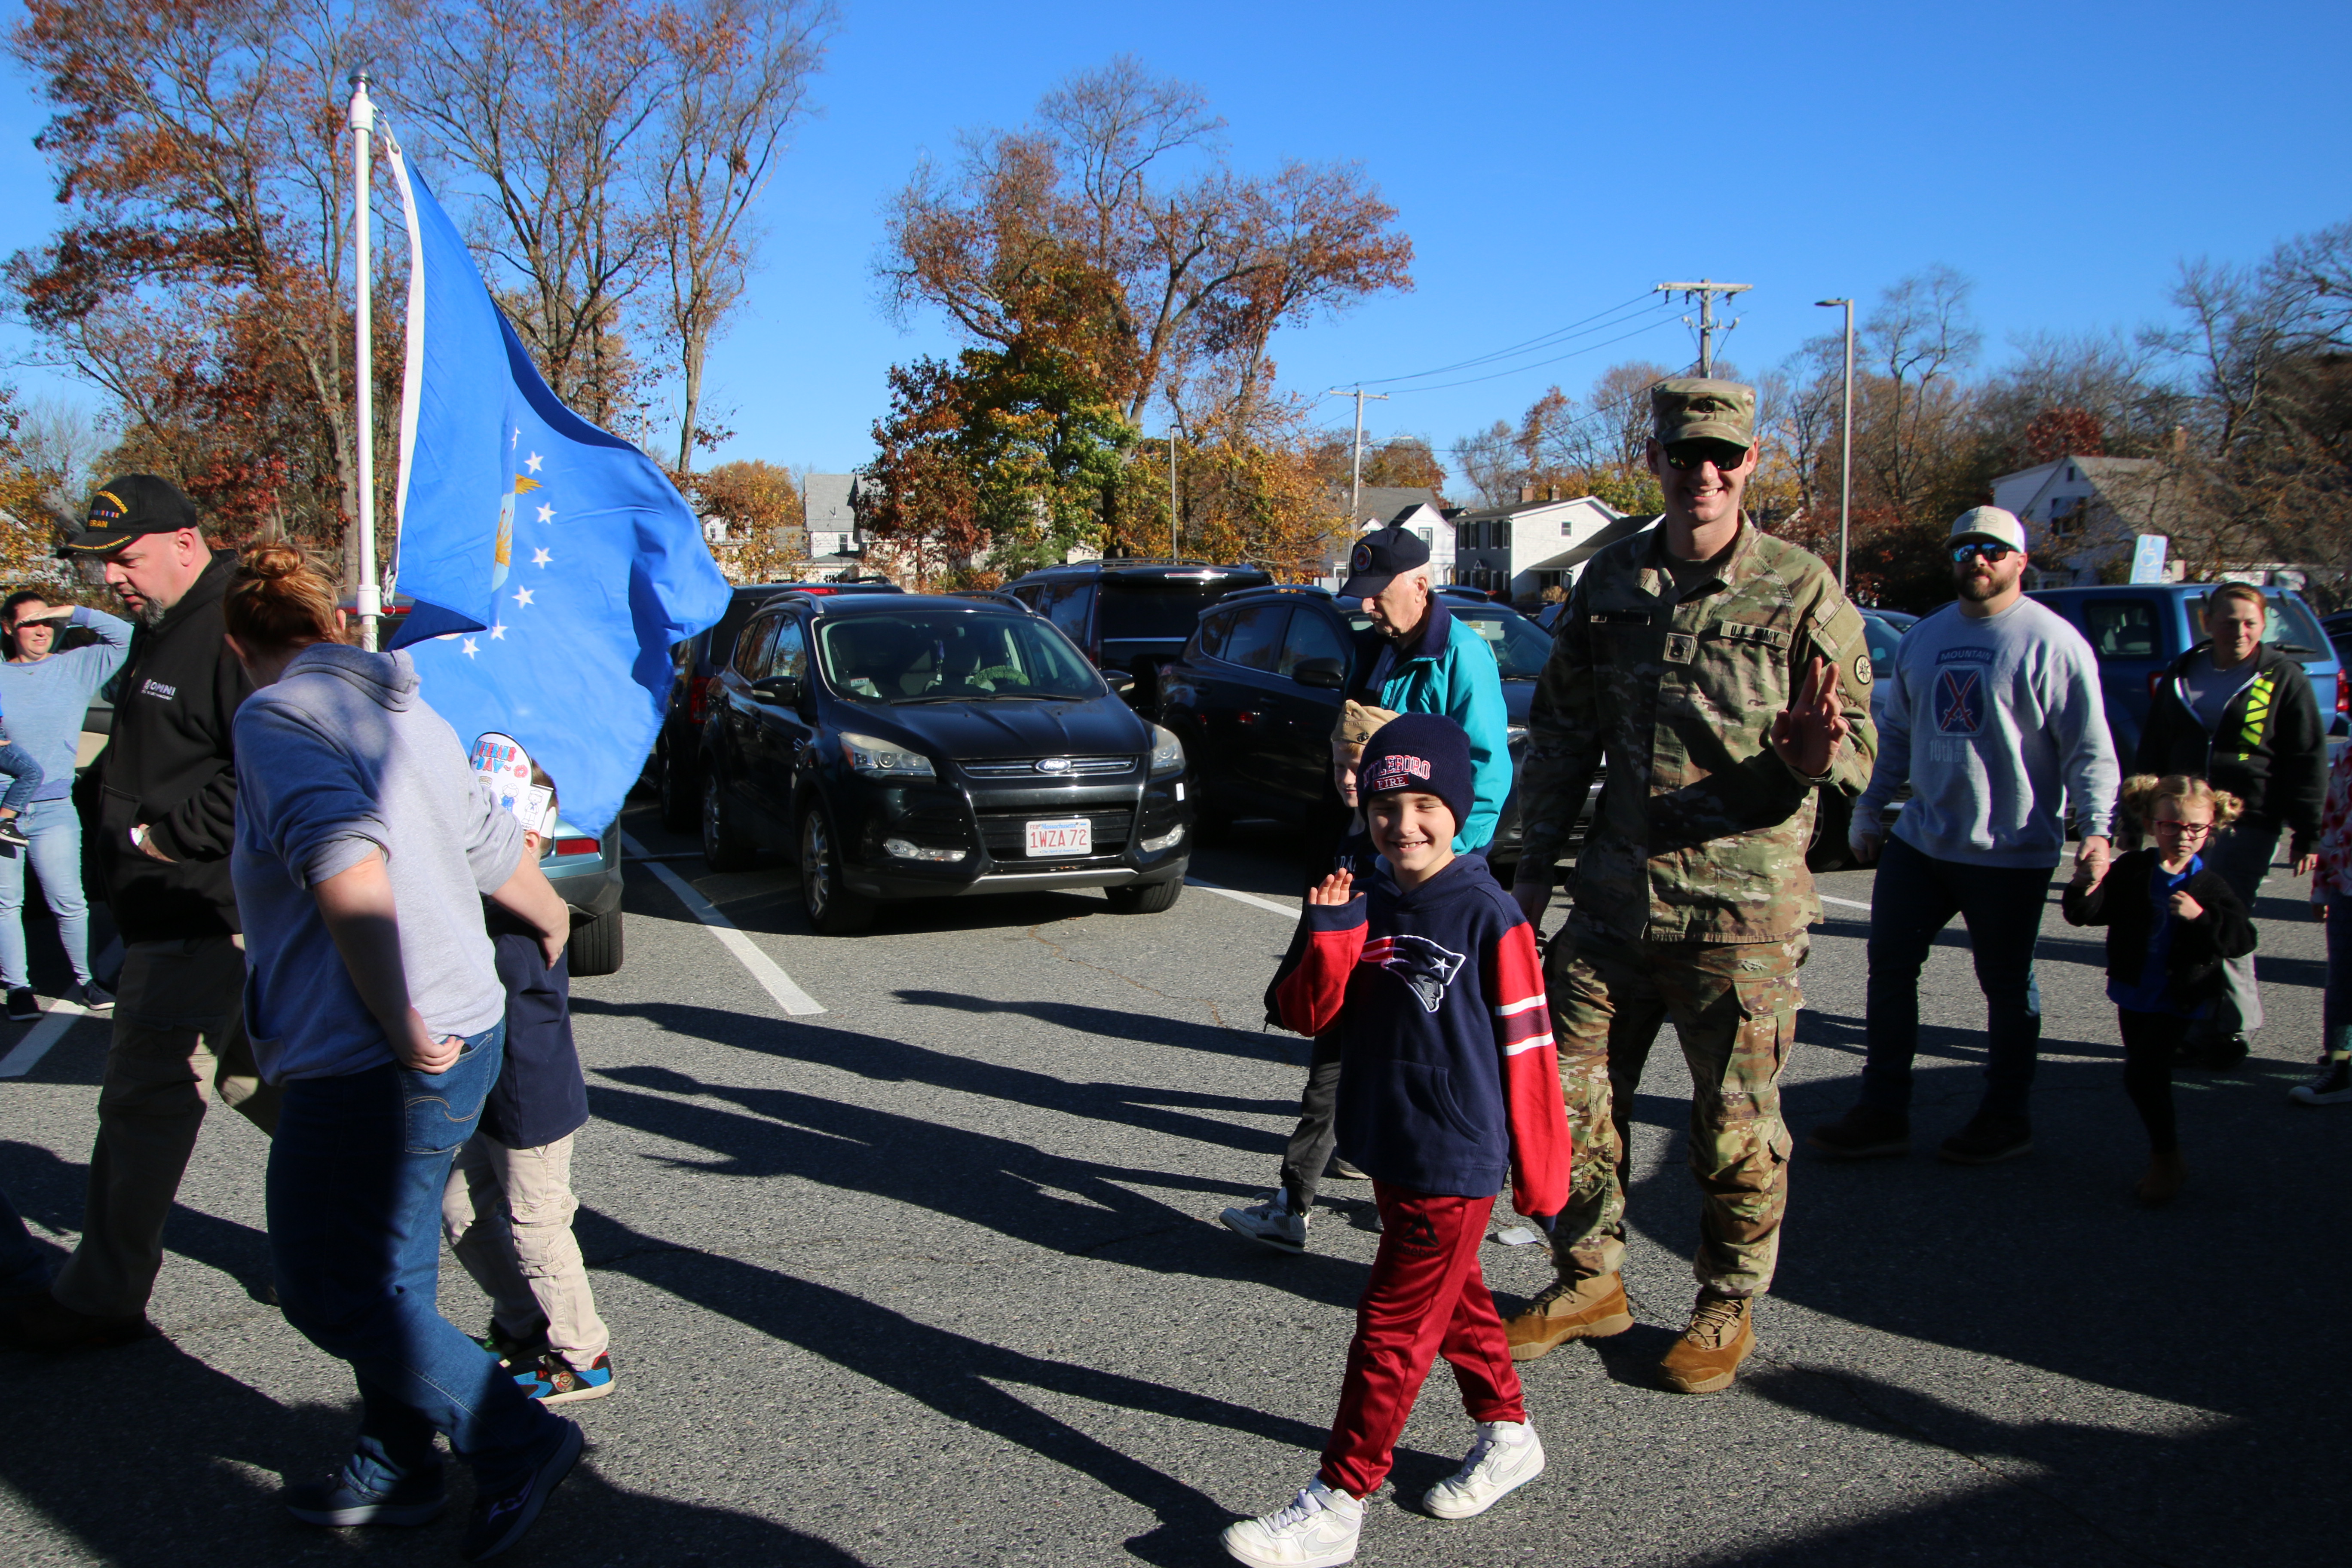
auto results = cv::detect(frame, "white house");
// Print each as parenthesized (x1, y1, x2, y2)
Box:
(1449, 493, 1632, 604)
(803, 473, 861, 567)
(1992, 455, 2184, 585)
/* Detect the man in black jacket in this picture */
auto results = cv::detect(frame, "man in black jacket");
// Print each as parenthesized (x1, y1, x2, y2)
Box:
(1, 477, 276, 1351)
(2132, 583, 2327, 1063)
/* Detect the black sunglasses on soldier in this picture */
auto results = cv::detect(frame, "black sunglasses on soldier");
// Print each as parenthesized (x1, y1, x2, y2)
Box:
(1661, 440, 1748, 472)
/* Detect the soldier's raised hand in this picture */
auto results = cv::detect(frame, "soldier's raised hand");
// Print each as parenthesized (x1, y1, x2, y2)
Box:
(1770, 655, 1850, 779)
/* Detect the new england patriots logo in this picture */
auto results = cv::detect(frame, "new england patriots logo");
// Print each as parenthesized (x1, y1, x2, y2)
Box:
(1360, 934, 1466, 1013)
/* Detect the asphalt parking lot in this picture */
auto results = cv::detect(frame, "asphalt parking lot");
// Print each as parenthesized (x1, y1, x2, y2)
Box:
(0, 807, 2340, 1566)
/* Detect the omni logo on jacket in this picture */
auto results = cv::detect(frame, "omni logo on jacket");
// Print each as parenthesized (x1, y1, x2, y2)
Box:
(1360, 934, 1465, 1013)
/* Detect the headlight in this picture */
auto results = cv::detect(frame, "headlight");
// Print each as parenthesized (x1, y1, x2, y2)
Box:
(840, 732, 935, 779)
(1148, 724, 1185, 777)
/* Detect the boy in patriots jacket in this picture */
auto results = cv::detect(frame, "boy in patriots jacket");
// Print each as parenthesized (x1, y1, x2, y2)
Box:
(1221, 714, 1571, 1568)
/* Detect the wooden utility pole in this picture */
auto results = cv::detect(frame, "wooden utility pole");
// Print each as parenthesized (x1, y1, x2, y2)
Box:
(1654, 280, 1753, 377)
(1325, 386, 1391, 523)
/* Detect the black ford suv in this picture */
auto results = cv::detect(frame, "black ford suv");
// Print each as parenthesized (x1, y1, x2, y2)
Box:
(1156, 586, 1578, 875)
(1004, 562, 1272, 712)
(698, 593, 1192, 933)
(652, 579, 903, 830)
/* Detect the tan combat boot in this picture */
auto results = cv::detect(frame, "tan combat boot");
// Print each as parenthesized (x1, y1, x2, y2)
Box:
(1660, 1291, 1755, 1394)
(1504, 1272, 1634, 1362)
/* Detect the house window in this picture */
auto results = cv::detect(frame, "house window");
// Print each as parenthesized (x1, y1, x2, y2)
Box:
(1418, 528, 1433, 548)
(1498, 521, 1512, 549)
(2048, 496, 2084, 538)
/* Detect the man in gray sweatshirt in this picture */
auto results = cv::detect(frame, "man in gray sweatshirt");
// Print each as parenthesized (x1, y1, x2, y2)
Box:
(1810, 507, 2119, 1166)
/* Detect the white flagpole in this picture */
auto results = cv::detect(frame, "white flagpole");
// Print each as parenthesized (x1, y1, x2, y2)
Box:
(349, 72, 380, 650)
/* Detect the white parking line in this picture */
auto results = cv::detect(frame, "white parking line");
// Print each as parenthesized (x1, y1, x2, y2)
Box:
(0, 997, 90, 1079)
(1185, 878, 1300, 919)
(622, 835, 827, 1016)
(1818, 894, 1872, 912)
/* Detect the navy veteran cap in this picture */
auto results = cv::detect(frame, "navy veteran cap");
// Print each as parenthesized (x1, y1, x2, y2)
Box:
(1338, 522, 1432, 600)
(62, 474, 199, 554)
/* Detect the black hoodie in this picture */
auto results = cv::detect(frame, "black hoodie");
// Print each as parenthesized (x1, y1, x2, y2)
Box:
(2133, 641, 2326, 854)
(93, 550, 254, 943)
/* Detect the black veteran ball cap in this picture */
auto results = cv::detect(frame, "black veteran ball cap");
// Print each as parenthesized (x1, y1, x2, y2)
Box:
(62, 475, 199, 554)
(1338, 521, 1432, 600)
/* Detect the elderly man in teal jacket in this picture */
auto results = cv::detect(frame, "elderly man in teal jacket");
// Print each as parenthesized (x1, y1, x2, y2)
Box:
(1342, 523, 1511, 852)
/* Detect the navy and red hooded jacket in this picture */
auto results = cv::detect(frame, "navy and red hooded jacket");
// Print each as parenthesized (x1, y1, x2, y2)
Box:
(1271, 851, 1569, 1215)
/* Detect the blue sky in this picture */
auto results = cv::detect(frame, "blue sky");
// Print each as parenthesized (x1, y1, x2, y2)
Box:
(2, 0, 2343, 487)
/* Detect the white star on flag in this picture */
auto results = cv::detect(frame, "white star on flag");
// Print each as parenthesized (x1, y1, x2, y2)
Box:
(536, 503, 555, 524)
(490, 622, 508, 640)
(462, 637, 479, 657)
(531, 547, 552, 567)
(514, 587, 535, 608)
(525, 452, 543, 474)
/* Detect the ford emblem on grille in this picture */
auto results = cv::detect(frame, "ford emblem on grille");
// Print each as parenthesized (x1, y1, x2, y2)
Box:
(1035, 757, 1072, 774)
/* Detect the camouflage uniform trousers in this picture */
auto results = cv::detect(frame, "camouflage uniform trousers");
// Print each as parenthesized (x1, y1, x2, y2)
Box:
(1540, 926, 1805, 1299)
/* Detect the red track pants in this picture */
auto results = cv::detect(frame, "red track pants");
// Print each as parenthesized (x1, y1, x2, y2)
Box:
(1319, 1182, 1525, 1499)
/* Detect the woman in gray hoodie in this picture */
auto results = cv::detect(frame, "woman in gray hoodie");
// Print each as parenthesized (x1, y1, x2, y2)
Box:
(223, 545, 582, 1562)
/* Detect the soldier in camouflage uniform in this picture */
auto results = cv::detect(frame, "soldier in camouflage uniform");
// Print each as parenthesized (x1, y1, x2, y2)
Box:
(1501, 378, 1877, 1395)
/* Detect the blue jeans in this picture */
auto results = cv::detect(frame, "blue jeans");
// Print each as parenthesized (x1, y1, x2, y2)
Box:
(2326, 890, 2352, 1044)
(0, 797, 90, 990)
(268, 1021, 558, 1492)
(1861, 834, 2049, 1119)
(0, 740, 42, 817)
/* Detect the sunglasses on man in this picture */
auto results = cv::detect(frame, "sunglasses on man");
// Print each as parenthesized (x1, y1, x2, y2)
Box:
(1950, 541, 2016, 564)
(1661, 441, 1749, 473)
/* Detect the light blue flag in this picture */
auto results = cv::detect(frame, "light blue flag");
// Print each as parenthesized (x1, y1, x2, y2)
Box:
(383, 138, 729, 836)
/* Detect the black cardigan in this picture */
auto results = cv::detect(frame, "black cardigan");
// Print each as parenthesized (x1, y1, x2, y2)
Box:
(2060, 848, 2257, 1013)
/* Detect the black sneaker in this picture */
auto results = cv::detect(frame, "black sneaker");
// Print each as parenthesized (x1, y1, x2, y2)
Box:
(2180, 1034, 2251, 1071)
(2290, 1057, 2352, 1106)
(285, 1468, 447, 1527)
(6, 987, 36, 1023)
(462, 1418, 582, 1561)
(478, 1317, 550, 1369)
(0, 820, 27, 849)
(1938, 1112, 2033, 1165)
(1807, 1105, 1911, 1159)
(75, 982, 113, 1013)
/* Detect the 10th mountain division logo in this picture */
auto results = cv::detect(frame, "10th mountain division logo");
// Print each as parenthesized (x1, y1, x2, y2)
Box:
(1935, 667, 1986, 735)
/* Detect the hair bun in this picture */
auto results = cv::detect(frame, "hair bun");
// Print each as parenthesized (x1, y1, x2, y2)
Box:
(239, 542, 309, 581)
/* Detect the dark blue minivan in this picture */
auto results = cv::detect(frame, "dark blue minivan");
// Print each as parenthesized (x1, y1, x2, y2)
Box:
(2024, 583, 2347, 761)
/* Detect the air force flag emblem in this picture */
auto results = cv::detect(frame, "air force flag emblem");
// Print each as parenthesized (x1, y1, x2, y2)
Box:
(1360, 934, 1467, 1013)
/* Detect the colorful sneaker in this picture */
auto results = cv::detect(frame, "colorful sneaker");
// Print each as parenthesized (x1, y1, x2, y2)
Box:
(461, 1418, 582, 1562)
(1220, 1478, 1363, 1567)
(1219, 1191, 1308, 1255)
(6, 987, 36, 1023)
(285, 1468, 447, 1527)
(518, 1351, 614, 1405)
(2290, 1057, 2352, 1106)
(1422, 1420, 1545, 1519)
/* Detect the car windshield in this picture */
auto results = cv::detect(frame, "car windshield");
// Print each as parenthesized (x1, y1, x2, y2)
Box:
(815, 612, 1103, 703)
(1098, 579, 1254, 641)
(1455, 610, 1553, 680)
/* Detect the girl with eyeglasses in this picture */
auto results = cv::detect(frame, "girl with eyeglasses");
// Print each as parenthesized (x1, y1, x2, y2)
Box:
(2062, 775, 2255, 1203)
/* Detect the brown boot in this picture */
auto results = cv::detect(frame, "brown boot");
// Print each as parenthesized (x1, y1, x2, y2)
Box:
(1659, 1291, 1754, 1394)
(2135, 1149, 2187, 1204)
(1504, 1272, 1633, 1362)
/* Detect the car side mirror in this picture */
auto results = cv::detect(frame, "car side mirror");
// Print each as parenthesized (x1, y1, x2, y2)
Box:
(1101, 668, 1136, 693)
(751, 674, 804, 705)
(1293, 657, 1345, 690)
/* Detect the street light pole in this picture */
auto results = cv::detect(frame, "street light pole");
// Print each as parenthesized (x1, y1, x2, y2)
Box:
(1169, 429, 1179, 564)
(1816, 298, 1854, 591)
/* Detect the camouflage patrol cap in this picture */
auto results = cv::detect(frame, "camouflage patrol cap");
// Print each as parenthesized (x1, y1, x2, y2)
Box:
(1651, 378, 1756, 449)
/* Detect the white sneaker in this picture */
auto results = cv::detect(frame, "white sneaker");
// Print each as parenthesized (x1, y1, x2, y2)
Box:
(1220, 1192, 1308, 1254)
(1421, 1420, 1545, 1519)
(1220, 1479, 1362, 1566)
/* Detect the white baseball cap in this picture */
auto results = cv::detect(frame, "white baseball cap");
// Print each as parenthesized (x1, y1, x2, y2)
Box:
(1949, 506, 2027, 554)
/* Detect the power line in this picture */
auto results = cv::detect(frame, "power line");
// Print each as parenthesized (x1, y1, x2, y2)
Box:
(1351, 291, 1662, 387)
(1380, 312, 1682, 395)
